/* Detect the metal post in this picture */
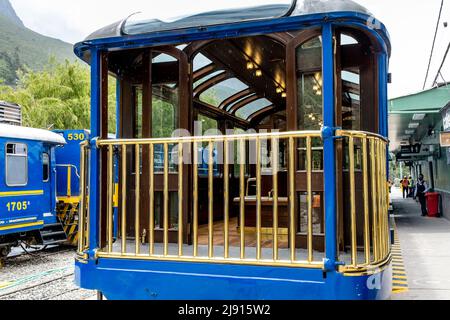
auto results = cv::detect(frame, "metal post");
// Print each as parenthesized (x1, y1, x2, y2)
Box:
(88, 48, 101, 255)
(322, 23, 338, 271)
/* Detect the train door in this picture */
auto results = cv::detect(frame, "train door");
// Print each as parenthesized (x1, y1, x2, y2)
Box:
(41, 147, 56, 224)
(334, 28, 380, 256)
(287, 30, 326, 251)
(118, 46, 190, 245)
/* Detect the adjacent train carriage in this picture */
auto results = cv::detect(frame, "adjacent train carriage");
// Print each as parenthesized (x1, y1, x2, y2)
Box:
(74, 0, 392, 300)
(0, 124, 66, 259)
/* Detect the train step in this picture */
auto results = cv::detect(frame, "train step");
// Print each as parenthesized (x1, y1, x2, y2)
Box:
(39, 222, 68, 246)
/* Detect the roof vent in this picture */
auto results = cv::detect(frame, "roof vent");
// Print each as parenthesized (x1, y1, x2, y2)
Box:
(0, 101, 22, 126)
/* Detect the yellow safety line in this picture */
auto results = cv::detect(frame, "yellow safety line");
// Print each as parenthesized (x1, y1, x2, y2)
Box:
(0, 221, 44, 231)
(0, 190, 44, 198)
(391, 226, 409, 295)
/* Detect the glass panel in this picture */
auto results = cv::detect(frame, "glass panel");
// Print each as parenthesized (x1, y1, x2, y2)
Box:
(297, 36, 323, 171)
(298, 192, 324, 235)
(193, 53, 213, 72)
(235, 98, 272, 120)
(43, 153, 49, 182)
(153, 53, 177, 63)
(341, 34, 358, 45)
(123, 2, 293, 36)
(342, 70, 361, 130)
(194, 70, 224, 89)
(154, 192, 179, 230)
(197, 114, 219, 176)
(199, 78, 249, 108)
(6, 143, 28, 186)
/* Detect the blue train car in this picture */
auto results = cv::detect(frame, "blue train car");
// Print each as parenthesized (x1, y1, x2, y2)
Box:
(74, 0, 393, 300)
(53, 130, 89, 200)
(0, 124, 66, 259)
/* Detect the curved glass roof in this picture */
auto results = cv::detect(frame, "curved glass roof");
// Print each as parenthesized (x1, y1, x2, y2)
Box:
(200, 78, 249, 108)
(235, 98, 273, 120)
(85, 0, 372, 41)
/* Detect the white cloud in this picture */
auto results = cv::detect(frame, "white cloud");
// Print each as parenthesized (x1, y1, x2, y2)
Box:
(9, 0, 450, 98)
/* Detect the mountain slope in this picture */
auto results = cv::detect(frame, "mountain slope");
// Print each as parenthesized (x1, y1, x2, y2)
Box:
(0, 0, 76, 85)
(0, 0, 23, 26)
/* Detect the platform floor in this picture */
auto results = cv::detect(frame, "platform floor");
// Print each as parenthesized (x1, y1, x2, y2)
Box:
(391, 188, 450, 300)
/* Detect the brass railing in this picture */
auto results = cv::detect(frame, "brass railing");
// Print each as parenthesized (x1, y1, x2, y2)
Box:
(337, 130, 391, 273)
(77, 141, 90, 256)
(77, 130, 391, 272)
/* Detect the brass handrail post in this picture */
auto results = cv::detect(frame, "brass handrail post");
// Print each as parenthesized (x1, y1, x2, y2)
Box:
(107, 145, 114, 253)
(288, 137, 296, 262)
(163, 143, 170, 257)
(239, 139, 246, 260)
(78, 142, 87, 253)
(362, 138, 371, 264)
(223, 139, 230, 259)
(306, 136, 313, 263)
(135, 144, 141, 255)
(193, 141, 199, 257)
(349, 137, 357, 267)
(370, 138, 379, 262)
(256, 137, 262, 260)
(178, 142, 184, 257)
(121, 145, 127, 254)
(149, 143, 155, 256)
(271, 137, 279, 261)
(208, 141, 214, 259)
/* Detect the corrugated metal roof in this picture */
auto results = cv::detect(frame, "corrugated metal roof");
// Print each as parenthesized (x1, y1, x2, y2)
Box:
(389, 83, 450, 113)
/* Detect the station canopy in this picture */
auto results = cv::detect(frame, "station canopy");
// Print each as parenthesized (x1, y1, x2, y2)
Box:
(389, 83, 450, 154)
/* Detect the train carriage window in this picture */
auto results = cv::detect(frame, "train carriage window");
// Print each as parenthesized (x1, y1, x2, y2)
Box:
(297, 36, 324, 171)
(42, 153, 50, 182)
(6, 143, 28, 186)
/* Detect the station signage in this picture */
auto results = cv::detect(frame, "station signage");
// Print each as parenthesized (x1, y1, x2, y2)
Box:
(400, 144, 421, 154)
(441, 103, 450, 164)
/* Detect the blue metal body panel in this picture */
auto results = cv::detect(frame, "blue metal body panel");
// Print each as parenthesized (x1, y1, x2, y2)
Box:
(0, 137, 58, 235)
(75, 259, 392, 300)
(53, 130, 90, 198)
(75, 10, 392, 300)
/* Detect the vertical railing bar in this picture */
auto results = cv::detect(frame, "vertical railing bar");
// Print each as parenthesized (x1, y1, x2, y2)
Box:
(349, 137, 357, 267)
(121, 145, 127, 254)
(107, 145, 114, 253)
(223, 139, 230, 259)
(272, 137, 279, 261)
(381, 141, 388, 258)
(256, 137, 262, 261)
(370, 138, 379, 262)
(178, 142, 184, 257)
(163, 143, 169, 257)
(149, 143, 155, 256)
(384, 143, 390, 256)
(135, 144, 141, 256)
(208, 141, 214, 259)
(376, 139, 383, 261)
(306, 136, 314, 263)
(378, 140, 385, 260)
(289, 137, 296, 262)
(193, 141, 199, 257)
(240, 139, 246, 260)
(362, 138, 371, 265)
(78, 143, 86, 253)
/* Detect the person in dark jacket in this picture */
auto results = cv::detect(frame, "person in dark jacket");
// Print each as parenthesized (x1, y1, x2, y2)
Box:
(414, 174, 430, 217)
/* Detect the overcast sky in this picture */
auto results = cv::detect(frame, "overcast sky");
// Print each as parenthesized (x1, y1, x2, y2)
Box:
(9, 0, 450, 99)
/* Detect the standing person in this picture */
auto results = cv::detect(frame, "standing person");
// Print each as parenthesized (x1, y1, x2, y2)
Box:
(415, 174, 430, 217)
(401, 176, 409, 199)
(408, 176, 414, 198)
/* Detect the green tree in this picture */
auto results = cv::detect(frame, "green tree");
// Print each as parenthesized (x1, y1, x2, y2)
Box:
(0, 58, 116, 132)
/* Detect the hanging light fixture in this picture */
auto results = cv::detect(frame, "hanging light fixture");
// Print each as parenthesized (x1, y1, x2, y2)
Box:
(255, 69, 262, 77)
(247, 61, 254, 70)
